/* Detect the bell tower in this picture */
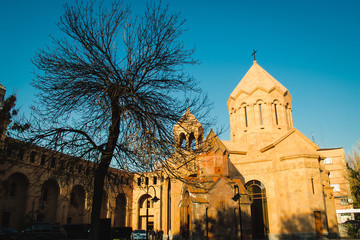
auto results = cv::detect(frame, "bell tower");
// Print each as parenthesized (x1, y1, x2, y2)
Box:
(227, 61, 293, 144)
(173, 109, 204, 151)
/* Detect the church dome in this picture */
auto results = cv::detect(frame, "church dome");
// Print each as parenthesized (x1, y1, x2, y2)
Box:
(227, 61, 293, 144)
(228, 61, 288, 102)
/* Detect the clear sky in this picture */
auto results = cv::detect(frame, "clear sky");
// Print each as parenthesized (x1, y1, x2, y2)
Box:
(1, 0, 359, 154)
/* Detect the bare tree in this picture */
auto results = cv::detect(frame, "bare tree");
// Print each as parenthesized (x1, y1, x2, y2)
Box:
(347, 144, 360, 210)
(27, 1, 212, 239)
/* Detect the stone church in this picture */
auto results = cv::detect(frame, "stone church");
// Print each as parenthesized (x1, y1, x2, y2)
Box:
(0, 60, 345, 239)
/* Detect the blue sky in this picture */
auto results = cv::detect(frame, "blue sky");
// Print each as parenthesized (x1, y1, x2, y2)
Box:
(1, 0, 359, 154)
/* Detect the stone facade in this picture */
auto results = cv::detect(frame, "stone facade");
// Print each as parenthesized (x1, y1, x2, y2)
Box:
(0, 60, 347, 239)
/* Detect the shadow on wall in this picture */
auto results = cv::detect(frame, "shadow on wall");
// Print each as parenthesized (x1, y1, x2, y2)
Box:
(279, 213, 338, 239)
(190, 206, 251, 240)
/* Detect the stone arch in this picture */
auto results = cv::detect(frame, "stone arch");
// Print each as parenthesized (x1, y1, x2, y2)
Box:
(40, 179, 60, 223)
(67, 185, 86, 223)
(115, 193, 127, 227)
(138, 194, 152, 230)
(180, 190, 191, 233)
(179, 132, 186, 148)
(240, 103, 249, 128)
(245, 180, 269, 239)
(272, 99, 280, 125)
(188, 132, 196, 150)
(1, 172, 29, 228)
(255, 99, 265, 126)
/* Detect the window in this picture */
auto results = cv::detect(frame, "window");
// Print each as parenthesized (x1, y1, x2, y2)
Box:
(324, 158, 333, 164)
(40, 155, 46, 166)
(137, 178, 141, 186)
(341, 196, 349, 206)
(259, 104, 263, 125)
(153, 177, 157, 185)
(311, 178, 315, 194)
(145, 177, 149, 186)
(244, 106, 248, 127)
(50, 158, 56, 168)
(274, 104, 279, 125)
(30, 152, 37, 163)
(331, 184, 340, 192)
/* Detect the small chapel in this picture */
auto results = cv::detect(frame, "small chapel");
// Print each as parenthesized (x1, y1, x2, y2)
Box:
(131, 60, 340, 239)
(0, 60, 347, 240)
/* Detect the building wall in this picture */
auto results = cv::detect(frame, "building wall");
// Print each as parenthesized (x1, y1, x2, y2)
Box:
(319, 148, 354, 223)
(0, 138, 132, 230)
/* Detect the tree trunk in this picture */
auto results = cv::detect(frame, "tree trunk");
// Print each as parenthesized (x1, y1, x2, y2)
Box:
(90, 99, 120, 240)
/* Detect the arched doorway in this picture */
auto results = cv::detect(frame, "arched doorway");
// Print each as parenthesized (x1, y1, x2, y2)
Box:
(1, 172, 29, 228)
(40, 179, 60, 224)
(115, 193, 127, 227)
(245, 180, 269, 239)
(180, 191, 191, 234)
(138, 194, 154, 230)
(67, 185, 86, 223)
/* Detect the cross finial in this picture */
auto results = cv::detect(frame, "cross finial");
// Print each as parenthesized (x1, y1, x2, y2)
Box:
(252, 49, 257, 61)
(185, 98, 189, 109)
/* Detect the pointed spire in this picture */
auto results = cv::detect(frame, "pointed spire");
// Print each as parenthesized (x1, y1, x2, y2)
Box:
(229, 61, 288, 102)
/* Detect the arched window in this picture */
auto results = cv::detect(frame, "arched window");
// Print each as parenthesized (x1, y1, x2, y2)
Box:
(189, 132, 196, 150)
(259, 104, 263, 125)
(274, 103, 279, 125)
(30, 151, 37, 163)
(244, 106, 248, 127)
(179, 133, 186, 148)
(40, 155, 46, 166)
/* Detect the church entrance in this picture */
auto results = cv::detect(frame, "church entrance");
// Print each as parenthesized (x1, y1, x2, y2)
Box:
(245, 180, 269, 239)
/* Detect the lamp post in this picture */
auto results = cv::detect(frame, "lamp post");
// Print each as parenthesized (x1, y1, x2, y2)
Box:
(146, 185, 159, 240)
(232, 185, 243, 240)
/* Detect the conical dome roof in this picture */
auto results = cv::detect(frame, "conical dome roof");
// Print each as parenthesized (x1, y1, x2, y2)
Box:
(229, 61, 288, 102)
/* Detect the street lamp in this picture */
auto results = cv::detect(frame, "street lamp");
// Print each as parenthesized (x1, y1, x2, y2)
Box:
(232, 185, 243, 240)
(146, 185, 159, 240)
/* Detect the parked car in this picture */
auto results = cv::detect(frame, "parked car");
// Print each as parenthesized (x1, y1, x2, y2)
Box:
(63, 223, 90, 240)
(111, 227, 132, 240)
(22, 222, 66, 240)
(0, 228, 17, 240)
(130, 230, 146, 240)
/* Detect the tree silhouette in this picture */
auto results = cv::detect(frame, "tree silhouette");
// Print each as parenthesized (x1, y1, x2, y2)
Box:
(25, 1, 211, 239)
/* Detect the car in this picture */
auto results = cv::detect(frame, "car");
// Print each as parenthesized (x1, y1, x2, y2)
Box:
(111, 227, 132, 240)
(63, 223, 90, 240)
(341, 220, 360, 238)
(22, 222, 66, 240)
(131, 230, 146, 240)
(0, 228, 18, 240)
